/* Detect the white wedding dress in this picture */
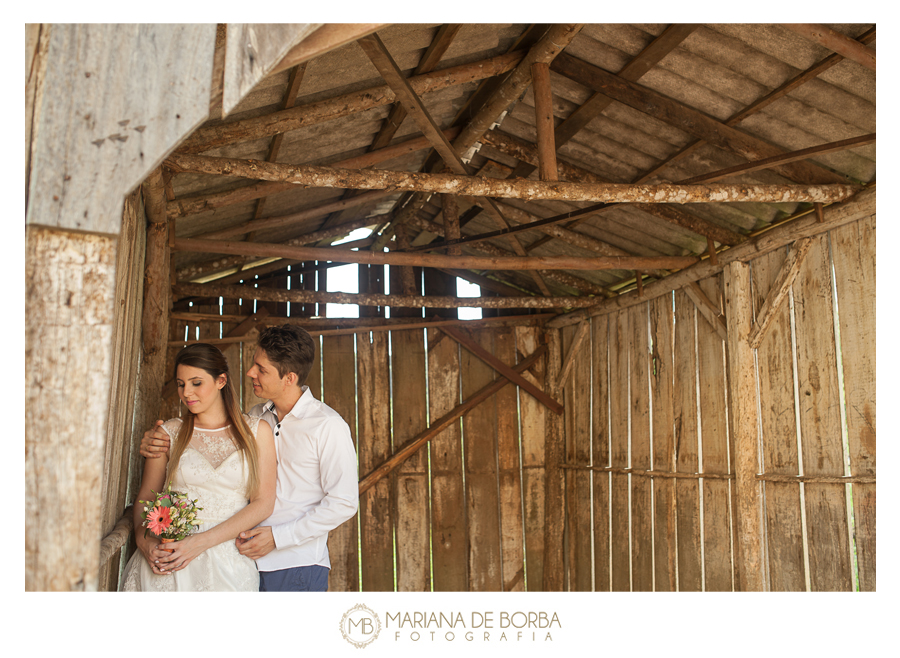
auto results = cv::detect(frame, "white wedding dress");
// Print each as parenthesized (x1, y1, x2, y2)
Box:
(120, 416, 261, 591)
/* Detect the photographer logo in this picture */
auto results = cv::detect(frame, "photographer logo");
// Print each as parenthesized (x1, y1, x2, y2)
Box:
(340, 604, 382, 648)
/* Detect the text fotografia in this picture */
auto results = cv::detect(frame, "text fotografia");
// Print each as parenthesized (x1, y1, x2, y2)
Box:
(387, 611, 561, 642)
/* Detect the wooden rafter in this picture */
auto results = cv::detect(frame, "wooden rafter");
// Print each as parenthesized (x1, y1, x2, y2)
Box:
(176, 50, 525, 155)
(165, 154, 859, 204)
(358, 32, 553, 297)
(174, 281, 603, 310)
(479, 129, 746, 246)
(547, 186, 875, 328)
(248, 63, 308, 227)
(369, 24, 462, 152)
(168, 127, 462, 219)
(407, 214, 616, 298)
(194, 190, 394, 241)
(783, 24, 876, 70)
(551, 52, 849, 185)
(313, 25, 462, 242)
(681, 134, 876, 185)
(452, 24, 584, 156)
(531, 62, 558, 181)
(173, 237, 699, 272)
(508, 23, 698, 180)
(635, 27, 876, 184)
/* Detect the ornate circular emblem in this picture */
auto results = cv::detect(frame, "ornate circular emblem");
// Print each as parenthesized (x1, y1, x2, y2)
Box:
(340, 603, 382, 648)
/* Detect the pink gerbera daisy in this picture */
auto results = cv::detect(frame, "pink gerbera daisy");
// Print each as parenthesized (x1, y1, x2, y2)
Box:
(146, 506, 172, 535)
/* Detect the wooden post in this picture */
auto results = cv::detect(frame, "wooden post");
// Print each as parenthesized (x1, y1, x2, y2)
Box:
(723, 261, 767, 591)
(442, 193, 461, 256)
(541, 328, 566, 590)
(25, 226, 118, 591)
(25, 24, 218, 591)
(531, 62, 558, 182)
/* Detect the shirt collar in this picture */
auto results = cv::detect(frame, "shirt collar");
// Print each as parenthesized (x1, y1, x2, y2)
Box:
(264, 385, 312, 421)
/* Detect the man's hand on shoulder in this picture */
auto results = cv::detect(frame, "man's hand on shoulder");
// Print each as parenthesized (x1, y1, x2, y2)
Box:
(139, 420, 171, 459)
(236, 526, 276, 560)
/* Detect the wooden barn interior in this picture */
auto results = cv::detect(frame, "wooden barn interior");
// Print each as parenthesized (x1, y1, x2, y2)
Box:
(24, 23, 876, 592)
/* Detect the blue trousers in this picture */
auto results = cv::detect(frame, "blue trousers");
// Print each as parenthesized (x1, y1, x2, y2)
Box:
(259, 565, 329, 592)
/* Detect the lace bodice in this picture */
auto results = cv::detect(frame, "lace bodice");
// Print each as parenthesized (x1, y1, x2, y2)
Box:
(162, 416, 261, 524)
(120, 414, 262, 591)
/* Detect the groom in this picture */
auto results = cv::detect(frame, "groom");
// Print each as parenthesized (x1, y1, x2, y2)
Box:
(140, 324, 359, 591)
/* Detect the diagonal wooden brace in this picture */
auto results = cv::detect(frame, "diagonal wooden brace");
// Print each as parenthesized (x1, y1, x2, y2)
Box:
(358, 344, 548, 494)
(748, 237, 813, 349)
(440, 324, 563, 414)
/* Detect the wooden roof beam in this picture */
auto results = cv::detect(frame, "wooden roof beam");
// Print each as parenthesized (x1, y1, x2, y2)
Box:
(452, 24, 583, 156)
(312, 25, 463, 242)
(368, 24, 462, 152)
(550, 52, 849, 185)
(357, 31, 554, 296)
(784, 24, 875, 71)
(547, 186, 875, 328)
(508, 23, 698, 180)
(165, 154, 860, 205)
(172, 236, 699, 272)
(407, 215, 616, 298)
(168, 127, 461, 219)
(175, 281, 601, 310)
(177, 50, 524, 155)
(193, 189, 394, 241)
(480, 129, 746, 246)
(248, 63, 308, 227)
(635, 27, 876, 184)
(681, 133, 876, 185)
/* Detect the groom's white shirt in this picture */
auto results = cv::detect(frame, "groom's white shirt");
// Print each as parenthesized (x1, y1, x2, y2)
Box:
(249, 386, 358, 571)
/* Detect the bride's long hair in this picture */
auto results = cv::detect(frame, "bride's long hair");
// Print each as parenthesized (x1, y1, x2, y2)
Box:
(165, 343, 261, 498)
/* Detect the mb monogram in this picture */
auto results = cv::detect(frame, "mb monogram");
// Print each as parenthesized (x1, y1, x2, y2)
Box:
(340, 604, 382, 648)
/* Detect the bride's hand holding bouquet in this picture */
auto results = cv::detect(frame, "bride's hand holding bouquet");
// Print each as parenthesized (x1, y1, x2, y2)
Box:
(137, 487, 203, 575)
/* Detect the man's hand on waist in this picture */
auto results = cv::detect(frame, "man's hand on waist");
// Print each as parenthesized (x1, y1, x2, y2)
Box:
(236, 526, 276, 560)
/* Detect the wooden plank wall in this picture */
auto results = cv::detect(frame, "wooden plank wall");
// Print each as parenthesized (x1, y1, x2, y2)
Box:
(113, 217, 873, 592)
(562, 213, 875, 591)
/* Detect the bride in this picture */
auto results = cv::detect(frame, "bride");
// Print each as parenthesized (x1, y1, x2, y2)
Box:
(121, 343, 276, 591)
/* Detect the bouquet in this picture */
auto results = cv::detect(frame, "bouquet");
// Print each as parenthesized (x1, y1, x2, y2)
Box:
(139, 487, 203, 542)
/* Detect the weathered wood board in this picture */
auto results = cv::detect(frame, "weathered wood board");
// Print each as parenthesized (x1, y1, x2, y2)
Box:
(563, 322, 592, 590)
(830, 215, 876, 591)
(591, 315, 611, 591)
(391, 327, 431, 591)
(629, 303, 653, 591)
(673, 289, 702, 590)
(696, 275, 733, 591)
(792, 234, 851, 591)
(751, 247, 805, 591)
(357, 329, 395, 591)
(462, 327, 502, 591)
(494, 328, 526, 591)
(609, 309, 631, 590)
(26, 226, 117, 590)
(516, 325, 547, 591)
(100, 189, 145, 590)
(321, 333, 359, 592)
(427, 328, 468, 591)
(649, 293, 676, 591)
(27, 24, 216, 236)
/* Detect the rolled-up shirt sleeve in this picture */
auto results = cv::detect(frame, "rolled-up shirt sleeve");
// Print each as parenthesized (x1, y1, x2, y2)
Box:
(270, 417, 358, 550)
